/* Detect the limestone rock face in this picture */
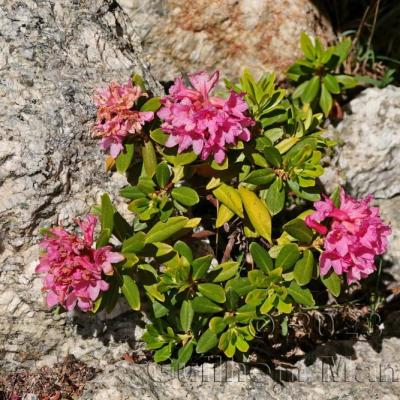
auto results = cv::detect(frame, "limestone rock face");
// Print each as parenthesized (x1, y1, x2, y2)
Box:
(321, 86, 400, 281)
(0, 0, 161, 373)
(117, 0, 334, 81)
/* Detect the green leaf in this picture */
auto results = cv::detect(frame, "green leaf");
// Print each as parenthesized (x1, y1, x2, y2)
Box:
(121, 253, 138, 269)
(226, 277, 253, 296)
(323, 74, 340, 94)
(176, 341, 194, 368)
(140, 97, 161, 112)
(236, 335, 250, 353)
(113, 212, 133, 241)
(115, 143, 134, 173)
(213, 184, 244, 218)
(218, 331, 236, 357)
(292, 80, 310, 99)
(287, 281, 315, 306)
(152, 300, 169, 318)
(198, 283, 226, 303)
(277, 299, 293, 314)
(100, 193, 114, 234)
(145, 284, 165, 302)
(121, 275, 141, 310)
(122, 231, 146, 253)
(330, 186, 341, 208)
(209, 317, 227, 334)
(235, 304, 258, 324)
(211, 261, 239, 282)
(154, 344, 172, 363)
(119, 186, 146, 200)
(260, 293, 277, 314)
(216, 204, 235, 228)
(192, 255, 213, 280)
(336, 74, 358, 89)
(263, 146, 282, 167)
(155, 162, 171, 188)
(275, 137, 299, 154)
(301, 76, 320, 104)
(283, 219, 313, 243)
(142, 141, 157, 178)
(321, 270, 341, 297)
(249, 242, 273, 273)
(174, 241, 193, 263)
(265, 178, 285, 216)
(163, 150, 197, 166)
(245, 289, 268, 306)
(239, 186, 272, 243)
(93, 278, 120, 313)
(275, 244, 300, 271)
(334, 38, 352, 64)
(132, 73, 146, 91)
(96, 228, 111, 248)
(150, 128, 168, 145)
(145, 216, 188, 244)
(287, 179, 320, 201)
(300, 32, 315, 60)
(196, 329, 218, 354)
(180, 300, 194, 332)
(137, 177, 156, 195)
(192, 297, 223, 313)
(243, 168, 275, 186)
(171, 186, 200, 207)
(319, 83, 333, 117)
(294, 250, 314, 286)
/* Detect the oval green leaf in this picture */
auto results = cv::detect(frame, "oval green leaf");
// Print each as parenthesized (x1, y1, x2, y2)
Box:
(171, 186, 200, 207)
(198, 283, 226, 303)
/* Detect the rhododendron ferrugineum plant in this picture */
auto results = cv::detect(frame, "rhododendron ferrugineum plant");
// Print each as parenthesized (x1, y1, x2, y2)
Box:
(36, 215, 123, 311)
(305, 189, 391, 284)
(36, 64, 391, 369)
(157, 71, 255, 163)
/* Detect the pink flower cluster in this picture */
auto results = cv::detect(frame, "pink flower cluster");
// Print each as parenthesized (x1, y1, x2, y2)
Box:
(94, 80, 154, 158)
(157, 71, 255, 164)
(36, 215, 124, 312)
(306, 189, 391, 284)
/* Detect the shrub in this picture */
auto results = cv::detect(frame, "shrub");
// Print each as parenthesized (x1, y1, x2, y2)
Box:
(287, 32, 358, 116)
(36, 35, 390, 370)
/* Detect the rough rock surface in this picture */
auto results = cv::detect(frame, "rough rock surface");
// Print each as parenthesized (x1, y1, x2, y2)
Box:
(0, 0, 161, 374)
(321, 86, 400, 281)
(117, 0, 335, 82)
(80, 338, 400, 400)
(1, 1, 399, 399)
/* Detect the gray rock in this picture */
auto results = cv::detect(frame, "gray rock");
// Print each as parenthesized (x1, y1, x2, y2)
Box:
(117, 0, 334, 82)
(80, 338, 400, 400)
(321, 86, 400, 282)
(322, 86, 400, 200)
(0, 0, 161, 373)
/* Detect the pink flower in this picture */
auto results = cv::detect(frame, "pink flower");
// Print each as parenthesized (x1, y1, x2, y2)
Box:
(36, 215, 124, 312)
(306, 189, 391, 284)
(94, 246, 124, 276)
(94, 80, 154, 158)
(157, 71, 255, 164)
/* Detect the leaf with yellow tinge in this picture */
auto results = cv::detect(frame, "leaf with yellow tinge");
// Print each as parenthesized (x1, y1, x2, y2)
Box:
(213, 184, 243, 218)
(238, 186, 272, 243)
(275, 137, 299, 154)
(216, 204, 234, 228)
(184, 218, 201, 229)
(105, 156, 115, 172)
